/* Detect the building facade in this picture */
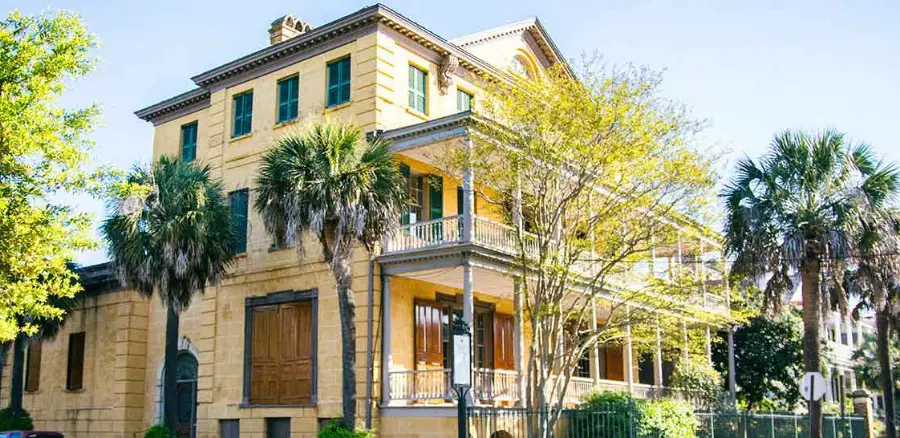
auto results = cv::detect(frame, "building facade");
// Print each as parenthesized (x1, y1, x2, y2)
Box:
(1, 6, 730, 438)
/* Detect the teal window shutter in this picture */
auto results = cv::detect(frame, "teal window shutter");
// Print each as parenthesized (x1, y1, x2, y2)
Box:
(229, 189, 249, 254)
(408, 65, 427, 113)
(327, 57, 351, 107)
(428, 175, 443, 219)
(232, 92, 253, 137)
(456, 89, 472, 112)
(400, 164, 410, 225)
(181, 122, 197, 162)
(277, 75, 299, 123)
(457, 186, 464, 216)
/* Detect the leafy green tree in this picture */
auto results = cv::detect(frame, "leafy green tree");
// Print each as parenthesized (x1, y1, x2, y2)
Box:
(254, 122, 406, 429)
(0, 10, 101, 342)
(102, 157, 235, 434)
(712, 312, 804, 411)
(845, 209, 900, 437)
(852, 334, 900, 393)
(722, 131, 897, 437)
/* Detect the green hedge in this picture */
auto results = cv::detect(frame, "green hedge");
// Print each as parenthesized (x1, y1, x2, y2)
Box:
(0, 408, 34, 431)
(575, 391, 699, 438)
(318, 421, 373, 438)
(144, 424, 173, 438)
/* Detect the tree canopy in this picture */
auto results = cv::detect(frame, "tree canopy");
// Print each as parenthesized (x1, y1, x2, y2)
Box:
(0, 10, 101, 341)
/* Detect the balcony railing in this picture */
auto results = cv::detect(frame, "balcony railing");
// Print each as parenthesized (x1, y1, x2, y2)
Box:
(382, 215, 728, 313)
(387, 368, 520, 403)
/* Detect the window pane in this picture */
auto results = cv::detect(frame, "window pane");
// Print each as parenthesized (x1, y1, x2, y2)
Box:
(181, 122, 197, 162)
(67, 332, 86, 390)
(278, 76, 299, 123)
(457, 89, 472, 112)
(408, 65, 427, 113)
(229, 190, 248, 254)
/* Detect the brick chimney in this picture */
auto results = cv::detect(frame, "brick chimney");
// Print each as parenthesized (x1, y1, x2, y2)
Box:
(268, 15, 311, 45)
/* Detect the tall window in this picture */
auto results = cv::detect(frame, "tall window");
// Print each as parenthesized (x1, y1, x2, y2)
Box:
(229, 189, 249, 254)
(181, 122, 198, 162)
(67, 332, 86, 390)
(25, 340, 41, 392)
(247, 294, 315, 405)
(326, 57, 351, 107)
(232, 91, 253, 137)
(575, 350, 591, 379)
(408, 65, 427, 114)
(456, 89, 473, 112)
(277, 75, 299, 123)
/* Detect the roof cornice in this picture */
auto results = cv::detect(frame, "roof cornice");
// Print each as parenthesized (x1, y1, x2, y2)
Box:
(134, 4, 539, 124)
(134, 87, 210, 124)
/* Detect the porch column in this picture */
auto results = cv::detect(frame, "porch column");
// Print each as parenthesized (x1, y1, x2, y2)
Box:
(833, 313, 842, 345)
(591, 301, 601, 386)
(654, 317, 663, 388)
(462, 137, 475, 243)
(706, 326, 713, 366)
(846, 315, 854, 347)
(676, 232, 683, 277)
(463, 260, 474, 329)
(381, 275, 393, 405)
(625, 307, 634, 394)
(682, 321, 690, 360)
(513, 278, 525, 407)
(724, 255, 737, 404)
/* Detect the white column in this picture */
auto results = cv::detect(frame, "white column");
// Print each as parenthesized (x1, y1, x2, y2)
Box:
(462, 137, 475, 243)
(833, 313, 842, 345)
(625, 307, 634, 394)
(706, 326, 713, 366)
(654, 318, 663, 388)
(591, 301, 601, 386)
(682, 321, 690, 360)
(463, 260, 474, 329)
(513, 278, 525, 406)
(724, 255, 737, 404)
(381, 275, 393, 405)
(845, 316, 854, 347)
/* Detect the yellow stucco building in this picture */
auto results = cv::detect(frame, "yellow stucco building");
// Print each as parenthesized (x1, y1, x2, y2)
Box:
(1, 5, 729, 438)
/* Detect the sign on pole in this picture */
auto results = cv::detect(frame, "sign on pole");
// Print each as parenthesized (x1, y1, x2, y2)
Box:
(800, 371, 827, 401)
(452, 334, 471, 387)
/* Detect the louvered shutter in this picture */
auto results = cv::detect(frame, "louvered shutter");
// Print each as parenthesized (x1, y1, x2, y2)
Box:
(250, 306, 279, 404)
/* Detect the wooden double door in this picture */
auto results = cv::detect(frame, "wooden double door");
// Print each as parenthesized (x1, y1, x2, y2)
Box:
(414, 296, 515, 372)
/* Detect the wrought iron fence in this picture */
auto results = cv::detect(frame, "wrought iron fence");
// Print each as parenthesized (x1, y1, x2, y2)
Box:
(468, 407, 867, 438)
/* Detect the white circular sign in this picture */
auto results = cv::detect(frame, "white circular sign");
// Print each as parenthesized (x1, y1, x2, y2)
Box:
(800, 372, 827, 401)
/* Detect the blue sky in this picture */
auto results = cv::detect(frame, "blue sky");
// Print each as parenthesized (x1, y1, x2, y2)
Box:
(7, 0, 900, 266)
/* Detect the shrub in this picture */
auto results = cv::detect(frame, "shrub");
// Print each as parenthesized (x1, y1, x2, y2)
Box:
(670, 359, 728, 411)
(638, 398, 699, 438)
(0, 408, 34, 431)
(571, 390, 642, 437)
(144, 424, 173, 438)
(318, 421, 373, 438)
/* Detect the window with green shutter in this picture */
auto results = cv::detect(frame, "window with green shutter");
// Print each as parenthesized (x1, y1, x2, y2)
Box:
(181, 122, 198, 162)
(277, 75, 299, 123)
(456, 89, 473, 112)
(326, 57, 351, 107)
(232, 91, 253, 137)
(428, 175, 443, 220)
(408, 65, 427, 114)
(399, 163, 410, 225)
(229, 189, 249, 254)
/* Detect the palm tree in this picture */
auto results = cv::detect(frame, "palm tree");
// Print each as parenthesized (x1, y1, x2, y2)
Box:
(255, 122, 406, 429)
(722, 130, 896, 438)
(7, 290, 79, 417)
(101, 156, 234, 434)
(845, 209, 900, 438)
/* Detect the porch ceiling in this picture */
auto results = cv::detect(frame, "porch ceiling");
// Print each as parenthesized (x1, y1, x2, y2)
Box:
(396, 264, 515, 299)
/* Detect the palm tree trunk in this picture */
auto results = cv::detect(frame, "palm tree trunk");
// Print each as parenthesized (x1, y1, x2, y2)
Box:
(876, 299, 896, 438)
(333, 253, 358, 430)
(164, 304, 180, 434)
(801, 258, 823, 438)
(8, 335, 25, 416)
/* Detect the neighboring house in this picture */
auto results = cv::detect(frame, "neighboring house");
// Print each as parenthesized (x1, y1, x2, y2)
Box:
(0, 6, 730, 438)
(824, 310, 876, 405)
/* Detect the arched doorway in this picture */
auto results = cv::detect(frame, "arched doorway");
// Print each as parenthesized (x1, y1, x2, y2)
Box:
(174, 351, 198, 438)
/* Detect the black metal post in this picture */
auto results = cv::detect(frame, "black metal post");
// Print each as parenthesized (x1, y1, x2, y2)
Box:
(457, 385, 469, 438)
